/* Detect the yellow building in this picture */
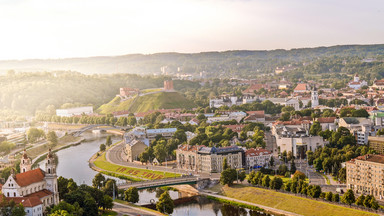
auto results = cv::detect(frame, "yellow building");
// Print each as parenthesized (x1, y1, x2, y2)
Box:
(368, 136, 384, 154)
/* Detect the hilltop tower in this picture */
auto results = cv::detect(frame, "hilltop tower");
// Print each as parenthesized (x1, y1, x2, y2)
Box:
(20, 149, 32, 173)
(311, 88, 319, 108)
(164, 80, 174, 91)
(45, 149, 59, 205)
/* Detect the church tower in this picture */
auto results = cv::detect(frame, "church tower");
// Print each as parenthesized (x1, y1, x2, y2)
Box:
(311, 88, 319, 108)
(45, 149, 59, 204)
(20, 149, 32, 173)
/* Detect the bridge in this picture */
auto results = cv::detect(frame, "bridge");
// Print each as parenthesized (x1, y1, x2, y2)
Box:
(117, 176, 210, 190)
(70, 124, 130, 137)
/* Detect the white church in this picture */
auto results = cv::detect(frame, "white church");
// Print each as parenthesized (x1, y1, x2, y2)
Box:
(1, 149, 59, 216)
(348, 73, 367, 90)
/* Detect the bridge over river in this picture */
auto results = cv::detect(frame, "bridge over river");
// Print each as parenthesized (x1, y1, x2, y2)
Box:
(118, 176, 210, 190)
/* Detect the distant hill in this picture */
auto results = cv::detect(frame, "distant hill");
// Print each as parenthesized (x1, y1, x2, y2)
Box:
(1, 44, 384, 77)
(97, 91, 195, 114)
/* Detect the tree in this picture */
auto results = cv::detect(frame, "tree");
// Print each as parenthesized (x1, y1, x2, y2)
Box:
(309, 121, 322, 136)
(156, 191, 174, 215)
(153, 142, 167, 164)
(325, 192, 333, 201)
(293, 170, 306, 180)
(105, 136, 112, 146)
(124, 187, 139, 203)
(278, 164, 288, 175)
(363, 195, 373, 208)
(27, 127, 45, 143)
(341, 189, 355, 206)
(99, 144, 106, 152)
(270, 177, 283, 190)
(47, 131, 58, 146)
(332, 193, 340, 202)
(223, 157, 229, 170)
(261, 175, 271, 188)
(337, 167, 346, 183)
(220, 168, 237, 186)
(309, 185, 321, 198)
(370, 196, 379, 210)
(102, 195, 114, 210)
(269, 156, 274, 167)
(290, 159, 296, 174)
(238, 171, 246, 183)
(92, 173, 105, 189)
(172, 129, 187, 143)
(352, 109, 369, 118)
(102, 179, 118, 198)
(355, 194, 365, 206)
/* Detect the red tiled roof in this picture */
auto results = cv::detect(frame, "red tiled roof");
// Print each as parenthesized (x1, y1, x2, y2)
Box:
(1, 196, 42, 207)
(15, 169, 45, 187)
(178, 144, 204, 152)
(294, 84, 308, 91)
(222, 124, 246, 133)
(245, 148, 271, 157)
(25, 189, 52, 199)
(317, 117, 336, 123)
(350, 154, 384, 164)
(246, 110, 265, 116)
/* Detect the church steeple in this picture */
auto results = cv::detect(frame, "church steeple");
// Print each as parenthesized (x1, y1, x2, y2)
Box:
(45, 149, 56, 175)
(20, 149, 32, 173)
(44, 148, 59, 205)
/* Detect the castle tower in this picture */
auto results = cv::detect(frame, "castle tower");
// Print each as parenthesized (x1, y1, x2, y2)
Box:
(311, 89, 319, 108)
(164, 80, 174, 91)
(20, 149, 32, 173)
(45, 149, 59, 204)
(354, 73, 360, 82)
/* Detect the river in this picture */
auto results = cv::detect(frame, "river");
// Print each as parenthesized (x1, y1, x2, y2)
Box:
(40, 131, 272, 216)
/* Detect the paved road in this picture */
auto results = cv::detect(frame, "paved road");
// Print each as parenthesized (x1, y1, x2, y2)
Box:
(106, 142, 221, 179)
(113, 202, 161, 216)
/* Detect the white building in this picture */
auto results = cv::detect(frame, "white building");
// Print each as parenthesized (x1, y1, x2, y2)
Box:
(348, 74, 367, 90)
(245, 148, 272, 169)
(311, 90, 319, 108)
(267, 98, 300, 110)
(56, 106, 93, 117)
(2, 149, 59, 215)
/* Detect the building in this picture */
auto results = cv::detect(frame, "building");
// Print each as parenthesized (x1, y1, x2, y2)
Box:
(176, 144, 204, 172)
(371, 79, 384, 90)
(294, 83, 310, 93)
(267, 98, 300, 110)
(56, 106, 93, 117)
(164, 80, 174, 91)
(245, 148, 272, 169)
(244, 111, 265, 123)
(339, 117, 374, 145)
(316, 117, 337, 131)
(119, 87, 139, 97)
(197, 146, 244, 173)
(346, 154, 384, 200)
(125, 139, 148, 162)
(2, 149, 59, 215)
(368, 136, 384, 154)
(348, 74, 367, 90)
(146, 128, 177, 141)
(311, 90, 319, 108)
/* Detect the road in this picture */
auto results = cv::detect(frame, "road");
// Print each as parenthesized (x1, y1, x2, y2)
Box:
(106, 142, 221, 179)
(113, 202, 162, 216)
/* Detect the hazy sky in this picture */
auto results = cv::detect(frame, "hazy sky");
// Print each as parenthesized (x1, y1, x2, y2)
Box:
(0, 0, 383, 60)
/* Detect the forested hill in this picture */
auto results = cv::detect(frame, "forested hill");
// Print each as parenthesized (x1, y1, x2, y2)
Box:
(1, 44, 384, 76)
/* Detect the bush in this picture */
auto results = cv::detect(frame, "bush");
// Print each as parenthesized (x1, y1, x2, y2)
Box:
(332, 193, 340, 202)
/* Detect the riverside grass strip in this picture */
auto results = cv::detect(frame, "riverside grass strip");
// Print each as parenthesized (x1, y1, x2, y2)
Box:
(93, 153, 181, 180)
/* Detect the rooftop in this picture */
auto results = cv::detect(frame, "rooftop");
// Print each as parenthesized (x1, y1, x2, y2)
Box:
(15, 169, 45, 187)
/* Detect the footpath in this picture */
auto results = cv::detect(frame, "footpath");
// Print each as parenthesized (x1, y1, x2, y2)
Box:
(199, 191, 303, 216)
(113, 202, 163, 216)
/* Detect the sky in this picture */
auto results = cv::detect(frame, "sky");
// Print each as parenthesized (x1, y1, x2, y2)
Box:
(0, 0, 383, 60)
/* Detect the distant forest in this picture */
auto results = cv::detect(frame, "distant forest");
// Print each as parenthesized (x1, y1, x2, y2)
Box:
(2, 44, 384, 117)
(0, 44, 384, 77)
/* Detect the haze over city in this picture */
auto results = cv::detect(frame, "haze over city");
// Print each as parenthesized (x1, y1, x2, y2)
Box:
(0, 0, 383, 60)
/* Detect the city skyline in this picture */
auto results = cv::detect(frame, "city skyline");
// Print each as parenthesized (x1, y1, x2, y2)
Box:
(0, 0, 383, 60)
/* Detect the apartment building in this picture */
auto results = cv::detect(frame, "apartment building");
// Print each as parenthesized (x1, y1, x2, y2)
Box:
(346, 154, 384, 200)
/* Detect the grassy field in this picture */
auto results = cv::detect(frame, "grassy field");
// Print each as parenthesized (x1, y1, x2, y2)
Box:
(93, 153, 181, 180)
(98, 92, 195, 114)
(222, 185, 378, 216)
(140, 88, 162, 93)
